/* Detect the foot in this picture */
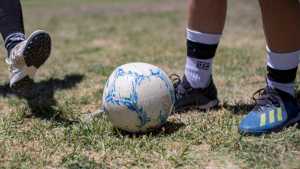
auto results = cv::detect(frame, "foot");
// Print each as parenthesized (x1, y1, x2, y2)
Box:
(239, 87, 300, 135)
(170, 74, 219, 112)
(7, 30, 51, 91)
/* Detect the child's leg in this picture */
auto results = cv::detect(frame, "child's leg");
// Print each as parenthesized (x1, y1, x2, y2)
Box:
(239, 0, 300, 135)
(0, 0, 51, 90)
(260, 0, 300, 96)
(0, 0, 25, 53)
(185, 0, 227, 88)
(188, 0, 227, 33)
(174, 1, 227, 111)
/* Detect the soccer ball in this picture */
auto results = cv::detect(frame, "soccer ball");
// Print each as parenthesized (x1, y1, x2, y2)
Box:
(102, 62, 175, 133)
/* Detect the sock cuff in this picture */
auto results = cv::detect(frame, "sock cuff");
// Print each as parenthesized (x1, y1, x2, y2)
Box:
(4, 32, 25, 44)
(266, 46, 300, 70)
(4, 32, 25, 54)
(267, 78, 295, 96)
(267, 66, 297, 84)
(186, 28, 222, 45)
(187, 40, 218, 59)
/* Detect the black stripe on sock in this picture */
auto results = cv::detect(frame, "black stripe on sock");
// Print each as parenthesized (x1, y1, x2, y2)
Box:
(267, 66, 298, 84)
(187, 40, 218, 59)
(4, 33, 25, 56)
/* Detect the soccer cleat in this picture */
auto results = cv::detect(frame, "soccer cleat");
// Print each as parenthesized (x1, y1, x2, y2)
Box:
(7, 30, 51, 91)
(239, 87, 300, 135)
(170, 74, 219, 112)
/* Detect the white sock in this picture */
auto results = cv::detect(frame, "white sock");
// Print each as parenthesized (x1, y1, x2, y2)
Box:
(266, 46, 300, 96)
(185, 57, 213, 88)
(185, 28, 221, 88)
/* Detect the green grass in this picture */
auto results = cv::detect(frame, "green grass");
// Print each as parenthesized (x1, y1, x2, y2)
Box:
(0, 0, 299, 168)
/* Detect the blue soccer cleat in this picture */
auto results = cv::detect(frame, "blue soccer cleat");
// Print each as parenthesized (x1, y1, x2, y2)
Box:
(239, 86, 300, 135)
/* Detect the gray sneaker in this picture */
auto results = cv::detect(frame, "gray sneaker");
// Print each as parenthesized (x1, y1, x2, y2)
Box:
(7, 30, 51, 91)
(171, 74, 219, 112)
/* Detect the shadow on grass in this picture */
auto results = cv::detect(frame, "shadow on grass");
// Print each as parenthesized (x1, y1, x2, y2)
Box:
(224, 88, 300, 116)
(113, 121, 186, 137)
(222, 101, 254, 115)
(0, 74, 84, 124)
(173, 102, 253, 116)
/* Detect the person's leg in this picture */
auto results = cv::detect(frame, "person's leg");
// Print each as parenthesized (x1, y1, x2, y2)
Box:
(188, 0, 227, 34)
(185, 0, 227, 88)
(0, 0, 52, 90)
(260, 0, 300, 53)
(260, 0, 300, 96)
(0, 0, 25, 54)
(239, 0, 300, 135)
(174, 0, 227, 111)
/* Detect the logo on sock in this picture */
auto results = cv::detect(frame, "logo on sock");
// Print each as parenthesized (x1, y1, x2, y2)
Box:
(196, 61, 210, 70)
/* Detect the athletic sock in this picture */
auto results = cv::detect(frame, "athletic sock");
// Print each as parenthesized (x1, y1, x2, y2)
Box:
(266, 46, 300, 96)
(4, 32, 25, 56)
(184, 28, 221, 89)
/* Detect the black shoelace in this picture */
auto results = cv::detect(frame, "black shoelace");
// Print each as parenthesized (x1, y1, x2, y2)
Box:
(252, 87, 280, 112)
(169, 74, 189, 99)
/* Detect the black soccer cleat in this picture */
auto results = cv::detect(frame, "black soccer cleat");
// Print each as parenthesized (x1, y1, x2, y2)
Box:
(171, 74, 219, 112)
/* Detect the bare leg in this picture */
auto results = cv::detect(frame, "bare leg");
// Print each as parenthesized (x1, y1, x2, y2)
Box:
(259, 0, 300, 53)
(188, 0, 227, 33)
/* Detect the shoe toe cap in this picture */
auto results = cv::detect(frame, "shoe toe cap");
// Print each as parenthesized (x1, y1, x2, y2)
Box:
(239, 110, 288, 135)
(239, 111, 263, 134)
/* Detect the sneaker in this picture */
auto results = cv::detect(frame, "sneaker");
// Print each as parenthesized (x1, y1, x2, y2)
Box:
(170, 74, 219, 112)
(7, 30, 51, 91)
(239, 87, 300, 135)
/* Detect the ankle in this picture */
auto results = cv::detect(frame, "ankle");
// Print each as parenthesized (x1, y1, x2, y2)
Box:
(267, 79, 295, 97)
(5, 32, 25, 56)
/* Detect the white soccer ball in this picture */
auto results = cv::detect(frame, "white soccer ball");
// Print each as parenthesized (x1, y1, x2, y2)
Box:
(102, 62, 175, 133)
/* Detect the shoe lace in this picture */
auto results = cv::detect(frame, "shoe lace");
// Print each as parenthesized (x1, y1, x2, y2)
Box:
(169, 74, 186, 100)
(252, 87, 280, 112)
(169, 74, 181, 89)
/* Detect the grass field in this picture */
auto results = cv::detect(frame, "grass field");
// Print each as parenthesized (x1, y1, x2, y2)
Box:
(0, 0, 300, 168)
